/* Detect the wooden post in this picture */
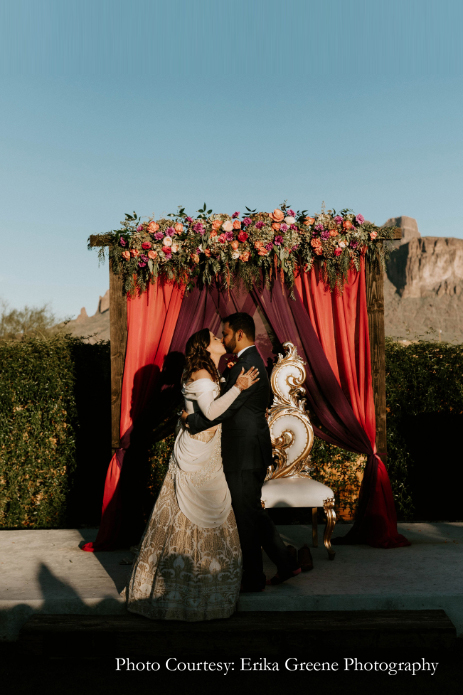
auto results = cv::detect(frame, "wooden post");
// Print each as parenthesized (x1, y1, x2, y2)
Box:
(365, 246, 387, 463)
(109, 260, 127, 451)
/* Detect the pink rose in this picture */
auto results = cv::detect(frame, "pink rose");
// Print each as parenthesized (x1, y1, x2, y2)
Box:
(171, 243, 179, 253)
(222, 220, 233, 232)
(218, 233, 227, 244)
(162, 237, 173, 247)
(284, 216, 296, 225)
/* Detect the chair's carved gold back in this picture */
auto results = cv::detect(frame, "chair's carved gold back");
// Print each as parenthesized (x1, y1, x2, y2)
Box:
(266, 342, 314, 480)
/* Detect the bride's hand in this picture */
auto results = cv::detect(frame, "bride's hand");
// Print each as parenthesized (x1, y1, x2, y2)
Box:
(236, 366, 260, 391)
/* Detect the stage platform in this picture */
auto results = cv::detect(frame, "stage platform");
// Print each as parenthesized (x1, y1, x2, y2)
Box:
(1, 523, 462, 642)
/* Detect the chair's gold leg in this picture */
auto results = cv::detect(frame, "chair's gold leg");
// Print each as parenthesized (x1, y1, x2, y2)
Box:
(312, 507, 318, 547)
(323, 498, 336, 560)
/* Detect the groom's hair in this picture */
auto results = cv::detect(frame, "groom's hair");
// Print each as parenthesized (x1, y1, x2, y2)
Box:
(223, 312, 255, 341)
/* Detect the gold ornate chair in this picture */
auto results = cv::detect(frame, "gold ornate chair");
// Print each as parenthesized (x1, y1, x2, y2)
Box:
(261, 342, 336, 560)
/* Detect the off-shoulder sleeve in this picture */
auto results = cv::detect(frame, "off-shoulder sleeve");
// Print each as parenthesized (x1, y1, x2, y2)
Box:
(196, 383, 241, 420)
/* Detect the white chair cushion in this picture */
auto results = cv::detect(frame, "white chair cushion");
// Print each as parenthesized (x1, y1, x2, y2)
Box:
(261, 477, 334, 508)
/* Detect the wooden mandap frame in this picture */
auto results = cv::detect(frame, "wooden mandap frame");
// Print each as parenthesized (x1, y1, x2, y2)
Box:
(89, 228, 402, 464)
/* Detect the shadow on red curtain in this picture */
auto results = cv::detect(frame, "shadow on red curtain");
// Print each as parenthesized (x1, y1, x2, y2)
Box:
(84, 263, 409, 552)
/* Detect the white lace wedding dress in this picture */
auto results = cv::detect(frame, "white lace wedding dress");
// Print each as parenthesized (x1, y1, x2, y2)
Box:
(124, 378, 243, 621)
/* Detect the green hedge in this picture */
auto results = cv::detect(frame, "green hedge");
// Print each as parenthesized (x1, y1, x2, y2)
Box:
(385, 338, 463, 521)
(1, 335, 462, 529)
(0, 335, 110, 528)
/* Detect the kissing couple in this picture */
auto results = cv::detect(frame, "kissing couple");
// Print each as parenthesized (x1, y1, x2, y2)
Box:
(123, 312, 301, 621)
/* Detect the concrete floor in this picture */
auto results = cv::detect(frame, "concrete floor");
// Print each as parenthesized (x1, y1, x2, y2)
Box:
(1, 523, 462, 640)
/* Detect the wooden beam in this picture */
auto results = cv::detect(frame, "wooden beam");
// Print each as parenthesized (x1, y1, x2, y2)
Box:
(109, 260, 127, 451)
(365, 245, 387, 463)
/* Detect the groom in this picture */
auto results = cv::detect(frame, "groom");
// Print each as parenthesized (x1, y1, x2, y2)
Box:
(183, 312, 300, 592)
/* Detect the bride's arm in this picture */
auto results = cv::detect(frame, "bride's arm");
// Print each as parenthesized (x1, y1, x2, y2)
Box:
(192, 367, 259, 421)
(196, 383, 241, 420)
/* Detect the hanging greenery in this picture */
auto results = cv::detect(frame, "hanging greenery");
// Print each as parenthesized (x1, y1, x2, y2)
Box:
(90, 203, 395, 295)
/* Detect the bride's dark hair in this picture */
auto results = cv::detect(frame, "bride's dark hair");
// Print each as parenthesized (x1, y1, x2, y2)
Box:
(183, 328, 219, 384)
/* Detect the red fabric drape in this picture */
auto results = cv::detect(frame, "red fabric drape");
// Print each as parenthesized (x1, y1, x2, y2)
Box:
(83, 263, 409, 552)
(82, 278, 184, 552)
(295, 261, 375, 446)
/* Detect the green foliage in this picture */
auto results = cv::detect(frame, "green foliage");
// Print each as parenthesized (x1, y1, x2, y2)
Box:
(2, 333, 461, 528)
(0, 336, 78, 527)
(0, 335, 110, 528)
(310, 439, 366, 519)
(0, 299, 64, 341)
(385, 338, 463, 520)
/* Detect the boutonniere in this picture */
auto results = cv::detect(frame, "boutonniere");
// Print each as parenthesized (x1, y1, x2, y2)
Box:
(227, 361, 236, 370)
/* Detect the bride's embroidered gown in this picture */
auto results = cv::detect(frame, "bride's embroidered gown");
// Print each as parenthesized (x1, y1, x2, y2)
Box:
(124, 378, 243, 621)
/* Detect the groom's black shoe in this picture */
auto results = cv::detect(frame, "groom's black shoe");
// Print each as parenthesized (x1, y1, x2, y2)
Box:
(240, 581, 266, 593)
(265, 567, 301, 586)
(266, 544, 302, 585)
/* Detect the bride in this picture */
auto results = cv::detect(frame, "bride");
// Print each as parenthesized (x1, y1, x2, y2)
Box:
(123, 327, 259, 621)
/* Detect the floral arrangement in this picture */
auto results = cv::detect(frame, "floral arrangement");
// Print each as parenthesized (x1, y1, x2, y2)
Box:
(93, 202, 394, 296)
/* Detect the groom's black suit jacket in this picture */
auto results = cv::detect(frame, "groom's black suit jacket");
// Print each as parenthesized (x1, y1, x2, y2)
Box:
(186, 346, 273, 472)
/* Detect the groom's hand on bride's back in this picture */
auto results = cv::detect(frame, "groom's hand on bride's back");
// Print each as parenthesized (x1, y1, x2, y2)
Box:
(181, 410, 190, 428)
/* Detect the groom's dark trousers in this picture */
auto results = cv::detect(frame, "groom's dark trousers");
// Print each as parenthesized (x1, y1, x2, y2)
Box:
(186, 345, 293, 590)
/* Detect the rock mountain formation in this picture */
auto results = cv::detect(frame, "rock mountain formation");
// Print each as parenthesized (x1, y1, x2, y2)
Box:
(66, 217, 463, 344)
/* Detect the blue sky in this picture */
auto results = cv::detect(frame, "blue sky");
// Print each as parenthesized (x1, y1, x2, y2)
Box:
(1, 0, 462, 319)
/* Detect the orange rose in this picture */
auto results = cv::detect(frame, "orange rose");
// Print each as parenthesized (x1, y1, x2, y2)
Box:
(272, 223, 281, 231)
(370, 231, 378, 240)
(305, 217, 315, 225)
(191, 253, 200, 264)
(212, 219, 222, 230)
(269, 209, 285, 222)
(240, 252, 250, 262)
(254, 241, 264, 249)
(310, 239, 322, 248)
(122, 250, 130, 261)
(329, 229, 339, 237)
(147, 250, 157, 260)
(231, 240, 239, 250)
(204, 249, 211, 257)
(130, 248, 140, 257)
(233, 219, 241, 230)
(210, 230, 218, 238)
(314, 247, 323, 255)
(148, 221, 159, 233)
(343, 221, 353, 230)
(258, 248, 268, 256)
(174, 223, 184, 233)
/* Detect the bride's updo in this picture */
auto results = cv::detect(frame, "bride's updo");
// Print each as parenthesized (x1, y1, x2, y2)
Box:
(183, 328, 220, 384)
